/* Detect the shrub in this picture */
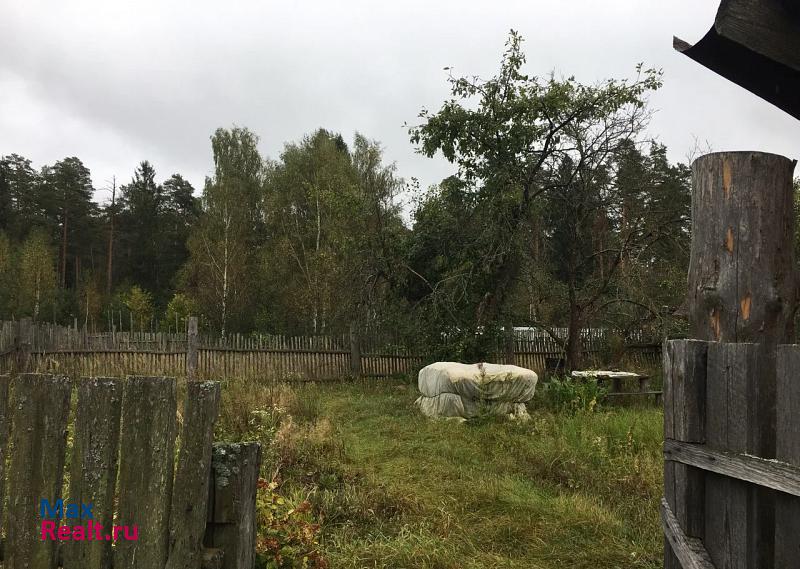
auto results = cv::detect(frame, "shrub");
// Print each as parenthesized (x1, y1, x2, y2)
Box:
(540, 375, 607, 414)
(255, 477, 328, 569)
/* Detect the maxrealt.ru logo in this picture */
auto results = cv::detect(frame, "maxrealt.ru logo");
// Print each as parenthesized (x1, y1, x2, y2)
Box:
(39, 499, 138, 541)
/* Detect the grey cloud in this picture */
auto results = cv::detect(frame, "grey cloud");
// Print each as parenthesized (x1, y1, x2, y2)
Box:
(1, 0, 798, 204)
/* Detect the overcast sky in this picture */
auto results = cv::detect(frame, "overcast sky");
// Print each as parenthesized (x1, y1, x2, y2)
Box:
(2, 0, 798, 206)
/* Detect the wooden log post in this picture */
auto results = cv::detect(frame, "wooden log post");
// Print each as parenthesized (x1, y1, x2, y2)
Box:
(686, 151, 796, 569)
(6, 374, 72, 569)
(63, 377, 123, 569)
(114, 376, 178, 569)
(205, 442, 262, 569)
(166, 381, 221, 569)
(663, 340, 709, 569)
(187, 316, 199, 381)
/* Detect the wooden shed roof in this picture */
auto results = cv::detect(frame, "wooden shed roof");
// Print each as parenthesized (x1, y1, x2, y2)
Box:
(674, 0, 800, 119)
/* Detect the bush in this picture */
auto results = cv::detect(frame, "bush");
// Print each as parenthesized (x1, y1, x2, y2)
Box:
(255, 478, 328, 569)
(540, 376, 607, 414)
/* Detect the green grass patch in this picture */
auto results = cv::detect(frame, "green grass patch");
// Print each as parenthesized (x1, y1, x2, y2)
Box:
(219, 378, 664, 568)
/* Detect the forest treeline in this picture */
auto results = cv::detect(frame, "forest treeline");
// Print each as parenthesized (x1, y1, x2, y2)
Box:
(0, 32, 695, 367)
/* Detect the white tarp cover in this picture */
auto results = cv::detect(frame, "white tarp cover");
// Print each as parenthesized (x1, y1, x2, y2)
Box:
(415, 362, 537, 419)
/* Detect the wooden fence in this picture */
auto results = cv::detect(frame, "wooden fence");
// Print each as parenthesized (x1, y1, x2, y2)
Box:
(662, 340, 800, 568)
(0, 319, 661, 380)
(0, 373, 260, 569)
(659, 149, 799, 567)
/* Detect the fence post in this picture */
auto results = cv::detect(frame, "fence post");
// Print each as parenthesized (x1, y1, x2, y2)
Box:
(684, 151, 796, 569)
(187, 316, 199, 381)
(0, 374, 10, 540)
(663, 340, 708, 568)
(115, 376, 177, 569)
(205, 442, 262, 569)
(504, 323, 516, 366)
(6, 374, 72, 569)
(63, 377, 122, 569)
(776, 346, 800, 566)
(15, 317, 33, 373)
(167, 381, 220, 569)
(349, 324, 362, 377)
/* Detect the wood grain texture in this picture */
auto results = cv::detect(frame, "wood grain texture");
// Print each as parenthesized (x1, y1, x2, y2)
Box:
(167, 381, 221, 569)
(688, 152, 796, 347)
(663, 340, 709, 567)
(0, 374, 10, 538)
(6, 374, 72, 569)
(114, 376, 177, 569)
(205, 442, 262, 569)
(661, 498, 716, 569)
(63, 377, 123, 569)
(775, 345, 800, 566)
(664, 440, 800, 497)
(704, 343, 758, 569)
(715, 0, 800, 72)
(687, 153, 796, 569)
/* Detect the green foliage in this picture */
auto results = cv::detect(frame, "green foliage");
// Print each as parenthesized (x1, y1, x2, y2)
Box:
(160, 292, 196, 332)
(539, 376, 608, 414)
(403, 30, 684, 364)
(122, 285, 154, 331)
(255, 480, 328, 569)
(0, 32, 691, 349)
(17, 228, 57, 320)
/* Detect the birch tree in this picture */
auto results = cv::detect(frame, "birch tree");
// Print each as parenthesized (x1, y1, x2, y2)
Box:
(185, 127, 262, 335)
(18, 228, 57, 320)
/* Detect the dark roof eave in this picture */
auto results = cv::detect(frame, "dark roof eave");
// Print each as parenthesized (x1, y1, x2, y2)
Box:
(674, 29, 800, 120)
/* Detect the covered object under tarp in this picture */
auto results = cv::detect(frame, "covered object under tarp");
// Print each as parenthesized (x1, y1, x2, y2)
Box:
(415, 362, 538, 420)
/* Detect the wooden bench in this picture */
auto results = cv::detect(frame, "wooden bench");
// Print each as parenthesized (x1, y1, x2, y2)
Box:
(571, 370, 662, 403)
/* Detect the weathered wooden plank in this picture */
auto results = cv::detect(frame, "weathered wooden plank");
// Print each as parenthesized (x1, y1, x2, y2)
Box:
(166, 381, 221, 569)
(660, 498, 716, 569)
(663, 340, 708, 568)
(205, 442, 262, 569)
(114, 376, 177, 569)
(349, 325, 361, 376)
(704, 343, 760, 569)
(776, 345, 800, 566)
(15, 317, 33, 372)
(187, 317, 199, 381)
(715, 0, 800, 73)
(6, 374, 72, 569)
(0, 374, 10, 538)
(63, 377, 123, 569)
(664, 440, 800, 497)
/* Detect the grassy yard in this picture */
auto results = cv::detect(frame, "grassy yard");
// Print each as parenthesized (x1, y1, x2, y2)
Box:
(217, 378, 664, 569)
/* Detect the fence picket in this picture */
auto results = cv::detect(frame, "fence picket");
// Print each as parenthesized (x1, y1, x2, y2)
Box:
(63, 377, 123, 569)
(115, 376, 177, 569)
(6, 374, 72, 569)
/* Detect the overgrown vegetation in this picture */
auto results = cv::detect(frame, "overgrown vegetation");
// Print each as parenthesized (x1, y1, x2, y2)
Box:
(216, 377, 663, 568)
(538, 375, 609, 414)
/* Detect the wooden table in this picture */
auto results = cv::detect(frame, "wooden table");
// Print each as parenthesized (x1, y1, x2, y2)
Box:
(571, 370, 660, 403)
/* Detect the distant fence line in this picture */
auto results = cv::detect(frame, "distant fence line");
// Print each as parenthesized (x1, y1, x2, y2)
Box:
(0, 319, 661, 379)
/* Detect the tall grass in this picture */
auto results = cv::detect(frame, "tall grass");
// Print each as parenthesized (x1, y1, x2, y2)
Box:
(218, 377, 664, 568)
